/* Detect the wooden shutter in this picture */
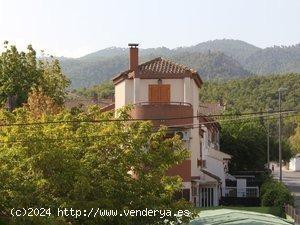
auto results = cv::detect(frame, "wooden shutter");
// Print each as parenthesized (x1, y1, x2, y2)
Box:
(159, 85, 170, 102)
(148, 84, 170, 103)
(149, 85, 160, 102)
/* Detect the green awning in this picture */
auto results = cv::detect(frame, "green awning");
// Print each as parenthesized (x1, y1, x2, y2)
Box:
(189, 209, 293, 225)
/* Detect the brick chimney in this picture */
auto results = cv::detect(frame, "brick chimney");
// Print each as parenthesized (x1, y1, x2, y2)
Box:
(129, 43, 140, 103)
(128, 43, 139, 76)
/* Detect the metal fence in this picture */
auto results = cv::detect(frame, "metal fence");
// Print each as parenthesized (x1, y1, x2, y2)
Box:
(285, 204, 300, 224)
(222, 187, 259, 198)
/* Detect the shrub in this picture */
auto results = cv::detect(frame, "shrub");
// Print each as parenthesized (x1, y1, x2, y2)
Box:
(261, 179, 294, 208)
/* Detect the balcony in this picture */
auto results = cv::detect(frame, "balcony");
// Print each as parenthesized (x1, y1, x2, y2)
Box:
(131, 102, 193, 127)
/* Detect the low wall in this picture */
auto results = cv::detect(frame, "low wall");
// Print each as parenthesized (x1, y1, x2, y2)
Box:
(221, 197, 260, 206)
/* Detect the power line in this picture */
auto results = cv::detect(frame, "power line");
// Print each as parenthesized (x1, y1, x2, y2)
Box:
(0, 112, 298, 145)
(0, 109, 297, 127)
(164, 111, 298, 129)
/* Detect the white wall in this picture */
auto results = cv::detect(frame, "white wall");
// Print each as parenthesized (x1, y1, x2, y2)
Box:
(206, 156, 226, 188)
(115, 79, 133, 109)
(201, 126, 226, 188)
(192, 80, 199, 122)
(115, 81, 126, 109)
(115, 78, 186, 108)
(290, 157, 300, 171)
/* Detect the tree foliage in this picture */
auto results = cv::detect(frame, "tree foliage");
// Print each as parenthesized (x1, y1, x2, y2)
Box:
(261, 178, 294, 208)
(199, 73, 300, 113)
(74, 80, 114, 99)
(0, 42, 70, 110)
(24, 90, 62, 117)
(39, 58, 70, 105)
(244, 44, 300, 75)
(200, 73, 300, 153)
(0, 106, 194, 225)
(290, 116, 300, 154)
(220, 114, 293, 172)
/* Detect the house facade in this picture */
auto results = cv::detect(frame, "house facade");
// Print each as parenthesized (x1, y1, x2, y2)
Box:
(111, 44, 231, 207)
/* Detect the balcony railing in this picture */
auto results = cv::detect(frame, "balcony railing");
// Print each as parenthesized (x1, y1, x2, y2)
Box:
(131, 101, 193, 127)
(135, 101, 192, 107)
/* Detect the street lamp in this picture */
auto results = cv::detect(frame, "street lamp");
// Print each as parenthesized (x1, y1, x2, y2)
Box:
(278, 87, 288, 182)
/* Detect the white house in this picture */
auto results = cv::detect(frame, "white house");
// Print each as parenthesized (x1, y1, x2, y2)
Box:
(104, 43, 231, 207)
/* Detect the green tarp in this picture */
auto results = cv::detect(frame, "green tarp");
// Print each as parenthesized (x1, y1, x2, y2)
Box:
(189, 209, 293, 225)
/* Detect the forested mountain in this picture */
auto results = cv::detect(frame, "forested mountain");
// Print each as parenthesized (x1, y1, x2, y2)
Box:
(170, 51, 252, 80)
(244, 44, 300, 75)
(199, 73, 300, 112)
(61, 49, 252, 88)
(199, 73, 300, 143)
(61, 55, 128, 87)
(178, 39, 261, 63)
(60, 39, 300, 88)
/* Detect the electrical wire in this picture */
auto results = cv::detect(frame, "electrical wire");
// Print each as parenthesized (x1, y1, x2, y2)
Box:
(0, 112, 298, 145)
(0, 109, 297, 127)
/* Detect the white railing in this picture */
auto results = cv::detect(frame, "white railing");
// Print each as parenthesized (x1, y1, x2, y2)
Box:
(135, 101, 192, 107)
(222, 187, 259, 198)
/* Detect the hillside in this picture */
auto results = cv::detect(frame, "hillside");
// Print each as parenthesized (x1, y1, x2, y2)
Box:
(61, 56, 128, 87)
(169, 51, 252, 80)
(199, 73, 300, 112)
(60, 39, 300, 88)
(178, 39, 261, 63)
(244, 44, 300, 74)
(61, 49, 252, 88)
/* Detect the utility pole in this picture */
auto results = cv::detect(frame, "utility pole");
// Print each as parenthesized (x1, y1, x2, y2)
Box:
(278, 87, 287, 182)
(279, 91, 282, 182)
(267, 108, 271, 170)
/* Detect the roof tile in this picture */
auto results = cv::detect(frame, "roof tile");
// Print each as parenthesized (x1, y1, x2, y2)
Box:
(112, 57, 203, 86)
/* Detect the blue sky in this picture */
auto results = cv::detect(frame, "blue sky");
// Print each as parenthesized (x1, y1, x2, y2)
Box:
(0, 0, 299, 57)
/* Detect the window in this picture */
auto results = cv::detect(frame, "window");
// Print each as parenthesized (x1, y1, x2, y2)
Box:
(148, 84, 170, 102)
(197, 159, 206, 168)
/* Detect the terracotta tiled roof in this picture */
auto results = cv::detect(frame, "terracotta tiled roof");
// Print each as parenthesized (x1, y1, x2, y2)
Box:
(139, 57, 197, 75)
(64, 98, 113, 111)
(112, 57, 202, 87)
(198, 102, 225, 116)
(208, 148, 232, 161)
(198, 103, 224, 131)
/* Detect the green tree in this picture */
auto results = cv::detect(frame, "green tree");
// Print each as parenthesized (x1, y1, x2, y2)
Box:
(0, 106, 194, 225)
(220, 114, 293, 172)
(0, 42, 69, 110)
(0, 42, 39, 110)
(199, 73, 300, 113)
(39, 57, 70, 105)
(290, 116, 300, 154)
(261, 178, 294, 212)
(75, 80, 114, 99)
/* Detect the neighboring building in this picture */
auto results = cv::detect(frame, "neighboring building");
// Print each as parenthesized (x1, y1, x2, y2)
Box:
(196, 111, 231, 206)
(64, 93, 113, 111)
(107, 43, 231, 207)
(289, 154, 300, 171)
